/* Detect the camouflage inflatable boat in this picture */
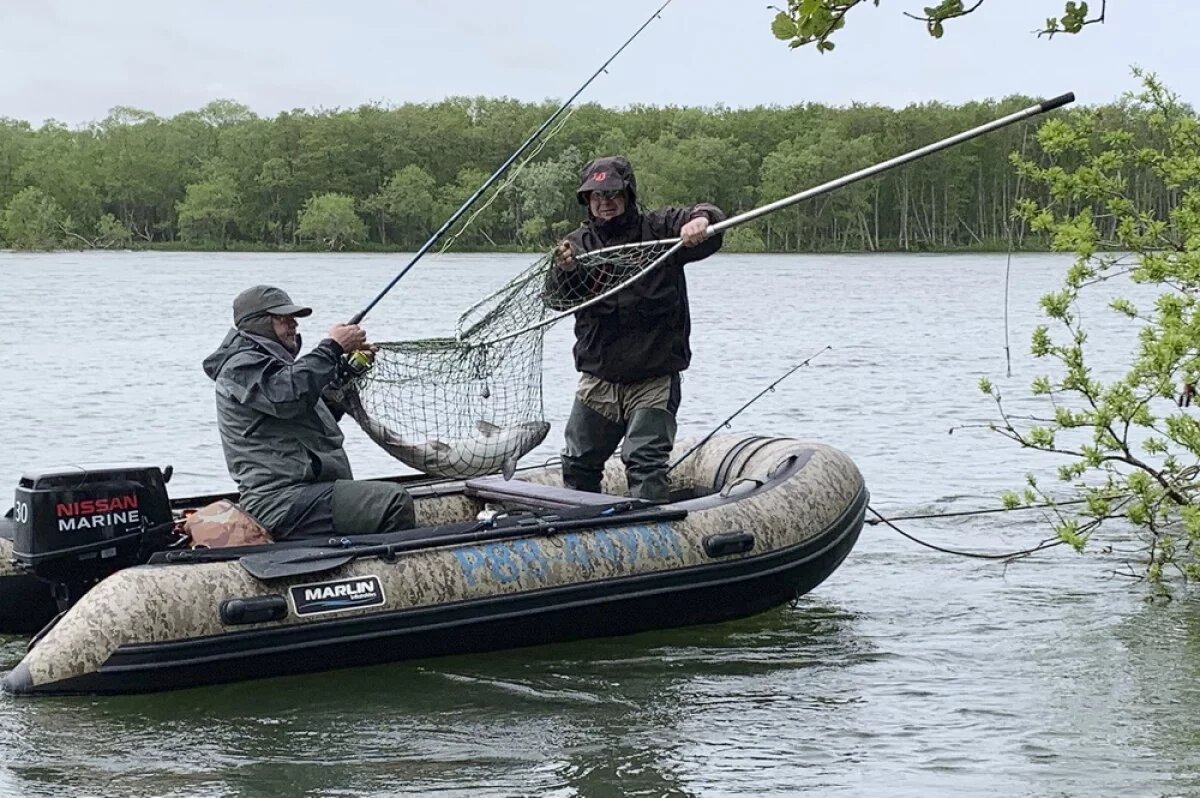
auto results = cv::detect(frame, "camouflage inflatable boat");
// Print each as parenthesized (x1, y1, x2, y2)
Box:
(1, 433, 867, 696)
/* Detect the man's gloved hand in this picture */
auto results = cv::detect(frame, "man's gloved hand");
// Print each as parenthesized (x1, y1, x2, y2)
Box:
(680, 216, 710, 247)
(554, 240, 577, 271)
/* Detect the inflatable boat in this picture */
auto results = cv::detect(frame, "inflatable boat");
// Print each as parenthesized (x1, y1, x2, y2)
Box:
(1, 433, 867, 696)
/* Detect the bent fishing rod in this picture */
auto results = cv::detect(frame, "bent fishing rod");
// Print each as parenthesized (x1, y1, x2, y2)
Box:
(668, 345, 832, 472)
(348, 0, 675, 325)
(479, 90, 1078, 345)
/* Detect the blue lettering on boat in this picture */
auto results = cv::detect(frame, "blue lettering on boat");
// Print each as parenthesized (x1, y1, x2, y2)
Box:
(561, 533, 592, 569)
(452, 547, 487, 587)
(483, 542, 522, 583)
(591, 529, 621, 563)
(453, 522, 682, 586)
(610, 527, 642, 559)
(642, 524, 683, 559)
(512, 539, 551, 581)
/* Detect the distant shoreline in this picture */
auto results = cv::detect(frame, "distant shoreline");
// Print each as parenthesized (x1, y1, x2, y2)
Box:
(0, 239, 1052, 256)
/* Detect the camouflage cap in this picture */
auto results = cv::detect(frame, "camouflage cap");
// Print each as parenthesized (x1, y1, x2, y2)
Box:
(577, 155, 637, 204)
(232, 285, 313, 327)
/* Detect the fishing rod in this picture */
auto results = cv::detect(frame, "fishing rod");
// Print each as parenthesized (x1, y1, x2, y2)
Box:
(348, 0, 675, 325)
(667, 345, 833, 472)
(475, 91, 1077, 345)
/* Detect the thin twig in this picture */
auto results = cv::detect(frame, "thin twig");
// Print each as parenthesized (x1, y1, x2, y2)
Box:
(902, 0, 985, 24)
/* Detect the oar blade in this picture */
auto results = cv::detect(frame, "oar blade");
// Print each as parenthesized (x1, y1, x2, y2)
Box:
(239, 548, 357, 580)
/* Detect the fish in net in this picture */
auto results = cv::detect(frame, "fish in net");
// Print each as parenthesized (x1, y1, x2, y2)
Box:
(333, 239, 680, 479)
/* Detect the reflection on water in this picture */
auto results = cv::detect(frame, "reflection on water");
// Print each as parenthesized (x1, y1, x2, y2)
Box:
(1, 251, 1197, 797)
(1110, 602, 1200, 797)
(2, 604, 859, 798)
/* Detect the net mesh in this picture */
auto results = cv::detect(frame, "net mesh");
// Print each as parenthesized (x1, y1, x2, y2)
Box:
(336, 239, 678, 479)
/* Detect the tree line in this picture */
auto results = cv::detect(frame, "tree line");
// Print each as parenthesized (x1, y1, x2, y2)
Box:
(0, 95, 1163, 253)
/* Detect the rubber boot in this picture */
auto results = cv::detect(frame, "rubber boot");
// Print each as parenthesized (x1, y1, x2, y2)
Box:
(561, 399, 625, 493)
(621, 407, 677, 503)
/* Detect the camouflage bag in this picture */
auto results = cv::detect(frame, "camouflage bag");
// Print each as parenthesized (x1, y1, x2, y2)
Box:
(183, 500, 274, 548)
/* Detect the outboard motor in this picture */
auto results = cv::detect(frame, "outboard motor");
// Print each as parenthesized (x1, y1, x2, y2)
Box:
(11, 464, 175, 610)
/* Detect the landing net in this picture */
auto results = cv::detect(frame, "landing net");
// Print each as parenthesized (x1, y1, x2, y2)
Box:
(338, 240, 677, 479)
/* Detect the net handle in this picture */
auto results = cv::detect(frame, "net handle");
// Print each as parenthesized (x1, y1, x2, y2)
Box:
(348, 0, 676, 325)
(471, 91, 1077, 346)
(707, 91, 1075, 237)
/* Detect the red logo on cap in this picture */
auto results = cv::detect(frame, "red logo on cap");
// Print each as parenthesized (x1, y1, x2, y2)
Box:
(592, 171, 607, 181)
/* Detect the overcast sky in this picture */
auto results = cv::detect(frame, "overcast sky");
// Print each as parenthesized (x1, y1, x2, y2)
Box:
(0, 1, 1193, 127)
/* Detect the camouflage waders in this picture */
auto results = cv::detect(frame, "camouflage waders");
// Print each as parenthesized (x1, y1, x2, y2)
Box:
(562, 373, 681, 503)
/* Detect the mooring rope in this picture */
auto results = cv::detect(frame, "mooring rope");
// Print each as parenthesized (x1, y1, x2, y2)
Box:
(865, 496, 1094, 525)
(867, 504, 1065, 560)
(521, 453, 1082, 562)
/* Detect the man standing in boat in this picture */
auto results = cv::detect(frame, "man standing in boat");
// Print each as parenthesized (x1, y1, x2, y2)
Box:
(203, 285, 417, 539)
(547, 155, 725, 503)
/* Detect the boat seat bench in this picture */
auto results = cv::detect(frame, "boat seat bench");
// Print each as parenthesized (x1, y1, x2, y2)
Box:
(463, 476, 632, 509)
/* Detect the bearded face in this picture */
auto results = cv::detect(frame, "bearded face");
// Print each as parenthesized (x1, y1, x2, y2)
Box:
(271, 314, 301, 355)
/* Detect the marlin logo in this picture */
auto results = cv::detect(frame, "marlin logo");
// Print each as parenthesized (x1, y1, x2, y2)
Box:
(290, 575, 386, 616)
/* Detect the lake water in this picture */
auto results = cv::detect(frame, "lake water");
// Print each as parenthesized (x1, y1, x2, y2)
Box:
(1, 250, 1197, 797)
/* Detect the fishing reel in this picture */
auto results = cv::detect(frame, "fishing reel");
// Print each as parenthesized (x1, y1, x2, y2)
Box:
(345, 350, 373, 376)
(336, 348, 372, 384)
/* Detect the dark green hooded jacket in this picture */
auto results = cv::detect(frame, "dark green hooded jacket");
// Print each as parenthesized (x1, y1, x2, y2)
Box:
(202, 329, 352, 533)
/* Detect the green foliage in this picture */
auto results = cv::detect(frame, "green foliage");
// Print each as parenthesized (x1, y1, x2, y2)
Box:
(629, 133, 755, 213)
(723, 227, 766, 253)
(0, 93, 1154, 254)
(94, 213, 132, 248)
(177, 172, 240, 245)
(985, 71, 1200, 590)
(364, 165, 437, 247)
(0, 120, 34, 212)
(769, 0, 1104, 51)
(758, 125, 880, 250)
(2, 186, 70, 249)
(296, 192, 366, 251)
(512, 148, 580, 232)
(518, 216, 550, 248)
(437, 167, 506, 250)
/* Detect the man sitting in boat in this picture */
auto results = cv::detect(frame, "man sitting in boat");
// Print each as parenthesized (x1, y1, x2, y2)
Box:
(546, 155, 725, 503)
(202, 285, 417, 539)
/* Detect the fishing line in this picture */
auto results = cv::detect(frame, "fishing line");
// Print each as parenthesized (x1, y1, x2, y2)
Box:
(667, 346, 833, 472)
(348, 0, 676, 324)
(1002, 123, 1032, 378)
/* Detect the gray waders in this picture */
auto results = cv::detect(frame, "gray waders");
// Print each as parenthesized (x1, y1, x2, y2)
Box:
(561, 373, 681, 503)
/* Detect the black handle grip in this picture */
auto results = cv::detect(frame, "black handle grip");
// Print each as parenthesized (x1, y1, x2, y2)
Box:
(703, 531, 756, 558)
(220, 596, 288, 625)
(1038, 92, 1076, 113)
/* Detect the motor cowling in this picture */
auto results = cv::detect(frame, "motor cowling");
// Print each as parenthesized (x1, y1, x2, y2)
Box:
(11, 464, 174, 608)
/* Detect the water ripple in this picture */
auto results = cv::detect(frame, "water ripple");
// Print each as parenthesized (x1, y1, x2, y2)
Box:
(2, 252, 1199, 797)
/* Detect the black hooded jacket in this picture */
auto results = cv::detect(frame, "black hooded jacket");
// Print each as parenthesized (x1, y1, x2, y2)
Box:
(546, 156, 726, 384)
